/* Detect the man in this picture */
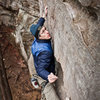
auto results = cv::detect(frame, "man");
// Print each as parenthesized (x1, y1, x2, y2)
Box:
(30, 7, 58, 85)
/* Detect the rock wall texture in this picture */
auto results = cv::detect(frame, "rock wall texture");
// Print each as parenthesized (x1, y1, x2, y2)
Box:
(0, 0, 39, 61)
(39, 0, 100, 100)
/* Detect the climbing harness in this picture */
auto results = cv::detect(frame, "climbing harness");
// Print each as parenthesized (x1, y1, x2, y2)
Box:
(40, 81, 48, 91)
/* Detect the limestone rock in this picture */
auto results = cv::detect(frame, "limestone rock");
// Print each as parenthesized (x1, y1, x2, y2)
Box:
(39, 0, 100, 100)
(78, 0, 92, 6)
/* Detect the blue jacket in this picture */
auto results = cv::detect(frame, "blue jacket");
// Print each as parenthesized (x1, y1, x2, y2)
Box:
(30, 18, 55, 81)
(31, 38, 55, 81)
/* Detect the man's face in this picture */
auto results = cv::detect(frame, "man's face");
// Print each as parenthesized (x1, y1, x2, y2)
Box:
(39, 26, 51, 40)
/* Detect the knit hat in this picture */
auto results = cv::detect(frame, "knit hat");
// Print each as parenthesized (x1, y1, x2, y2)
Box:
(30, 17, 45, 38)
(30, 24, 42, 39)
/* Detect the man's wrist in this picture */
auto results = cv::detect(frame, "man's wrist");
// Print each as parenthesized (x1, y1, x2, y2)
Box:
(42, 14, 47, 19)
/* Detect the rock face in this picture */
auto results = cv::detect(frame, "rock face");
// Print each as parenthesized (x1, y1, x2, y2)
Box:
(39, 0, 100, 100)
(0, 0, 100, 100)
(0, 0, 39, 61)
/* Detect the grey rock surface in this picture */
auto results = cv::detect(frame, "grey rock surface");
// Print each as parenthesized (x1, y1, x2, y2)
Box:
(40, 0, 100, 100)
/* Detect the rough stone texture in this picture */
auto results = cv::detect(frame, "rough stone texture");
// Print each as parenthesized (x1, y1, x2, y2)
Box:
(0, 0, 39, 61)
(39, 0, 100, 100)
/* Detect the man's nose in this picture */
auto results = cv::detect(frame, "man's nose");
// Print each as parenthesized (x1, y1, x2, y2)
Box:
(45, 30, 49, 34)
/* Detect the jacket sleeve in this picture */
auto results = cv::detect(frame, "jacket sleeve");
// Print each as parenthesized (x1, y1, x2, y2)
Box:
(36, 51, 52, 81)
(37, 17, 45, 26)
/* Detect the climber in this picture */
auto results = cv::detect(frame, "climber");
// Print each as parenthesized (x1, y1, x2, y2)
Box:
(30, 6, 58, 88)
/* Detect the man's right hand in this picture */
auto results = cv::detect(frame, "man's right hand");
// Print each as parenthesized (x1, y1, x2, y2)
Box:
(48, 73, 58, 83)
(42, 6, 48, 18)
(45, 6, 48, 17)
